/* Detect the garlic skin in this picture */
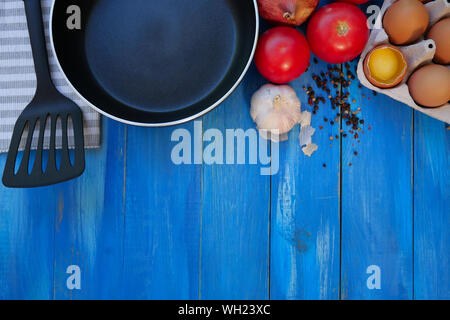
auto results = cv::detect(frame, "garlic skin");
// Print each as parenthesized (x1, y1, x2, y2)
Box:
(250, 84, 301, 139)
(298, 110, 311, 127)
(299, 125, 315, 147)
(302, 143, 318, 157)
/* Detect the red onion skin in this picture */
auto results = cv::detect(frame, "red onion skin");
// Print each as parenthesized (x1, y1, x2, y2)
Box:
(257, 0, 320, 26)
(337, 0, 371, 4)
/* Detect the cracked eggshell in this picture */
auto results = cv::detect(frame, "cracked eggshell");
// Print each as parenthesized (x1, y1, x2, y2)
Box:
(363, 44, 408, 88)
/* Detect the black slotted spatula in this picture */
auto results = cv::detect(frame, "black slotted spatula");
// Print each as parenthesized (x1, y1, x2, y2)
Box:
(2, 0, 85, 188)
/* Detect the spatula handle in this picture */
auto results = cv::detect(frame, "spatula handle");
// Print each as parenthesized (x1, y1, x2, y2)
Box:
(23, 0, 55, 94)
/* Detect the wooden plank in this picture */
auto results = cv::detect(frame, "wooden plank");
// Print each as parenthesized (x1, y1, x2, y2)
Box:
(413, 113, 449, 300)
(121, 123, 201, 299)
(200, 66, 270, 299)
(0, 162, 55, 299)
(269, 57, 341, 299)
(52, 119, 127, 299)
(341, 61, 413, 299)
(269, 0, 340, 299)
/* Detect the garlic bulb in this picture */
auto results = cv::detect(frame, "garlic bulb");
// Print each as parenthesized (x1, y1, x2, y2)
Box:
(250, 84, 301, 140)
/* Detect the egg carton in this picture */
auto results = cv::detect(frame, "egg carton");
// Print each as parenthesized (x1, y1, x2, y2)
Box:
(357, 0, 450, 124)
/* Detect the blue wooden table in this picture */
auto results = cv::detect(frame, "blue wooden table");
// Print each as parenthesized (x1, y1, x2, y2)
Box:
(0, 0, 448, 300)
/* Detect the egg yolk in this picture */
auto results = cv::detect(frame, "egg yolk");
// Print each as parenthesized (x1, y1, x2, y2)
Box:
(368, 48, 404, 83)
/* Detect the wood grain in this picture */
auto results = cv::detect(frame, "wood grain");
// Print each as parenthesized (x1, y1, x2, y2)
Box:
(341, 61, 413, 299)
(0, 162, 55, 299)
(52, 119, 127, 299)
(200, 65, 270, 299)
(1, 0, 449, 298)
(270, 59, 340, 299)
(122, 122, 201, 299)
(413, 113, 449, 300)
(269, 0, 340, 299)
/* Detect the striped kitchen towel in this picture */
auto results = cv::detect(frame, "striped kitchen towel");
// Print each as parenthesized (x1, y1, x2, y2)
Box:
(0, 0, 101, 153)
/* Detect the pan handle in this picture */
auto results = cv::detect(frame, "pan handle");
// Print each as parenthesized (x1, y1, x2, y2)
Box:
(23, 0, 56, 95)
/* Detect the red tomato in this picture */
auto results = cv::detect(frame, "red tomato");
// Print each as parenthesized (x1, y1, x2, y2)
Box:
(337, 0, 371, 4)
(306, 3, 369, 64)
(254, 27, 311, 84)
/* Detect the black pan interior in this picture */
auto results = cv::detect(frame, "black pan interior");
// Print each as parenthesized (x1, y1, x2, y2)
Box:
(51, 0, 257, 125)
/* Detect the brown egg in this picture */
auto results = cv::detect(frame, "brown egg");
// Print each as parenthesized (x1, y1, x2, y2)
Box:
(408, 64, 450, 108)
(383, 0, 429, 45)
(427, 18, 450, 65)
(363, 44, 407, 88)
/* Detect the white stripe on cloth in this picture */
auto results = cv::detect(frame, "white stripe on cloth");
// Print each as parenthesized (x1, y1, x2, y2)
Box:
(0, 0, 101, 153)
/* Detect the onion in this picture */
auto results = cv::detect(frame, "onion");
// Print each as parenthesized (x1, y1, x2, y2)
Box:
(257, 0, 319, 26)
